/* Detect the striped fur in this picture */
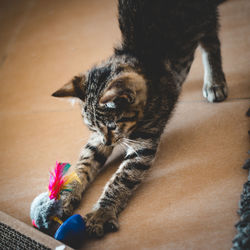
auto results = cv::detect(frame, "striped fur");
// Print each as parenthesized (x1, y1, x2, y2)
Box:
(52, 0, 228, 237)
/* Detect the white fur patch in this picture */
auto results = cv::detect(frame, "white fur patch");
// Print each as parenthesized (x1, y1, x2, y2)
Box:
(67, 97, 80, 106)
(83, 117, 92, 126)
(202, 49, 213, 86)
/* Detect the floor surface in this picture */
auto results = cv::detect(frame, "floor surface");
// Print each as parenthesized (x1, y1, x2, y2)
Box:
(0, 0, 249, 249)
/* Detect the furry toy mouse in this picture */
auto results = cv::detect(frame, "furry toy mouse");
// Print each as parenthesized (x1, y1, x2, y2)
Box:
(30, 162, 85, 248)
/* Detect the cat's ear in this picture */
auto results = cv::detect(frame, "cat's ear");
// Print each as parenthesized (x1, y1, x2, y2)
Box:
(99, 72, 146, 108)
(52, 75, 86, 100)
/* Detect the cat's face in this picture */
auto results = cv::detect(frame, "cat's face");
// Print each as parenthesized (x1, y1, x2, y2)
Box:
(52, 56, 147, 145)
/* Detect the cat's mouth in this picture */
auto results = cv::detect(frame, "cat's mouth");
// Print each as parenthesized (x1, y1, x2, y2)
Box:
(101, 132, 123, 146)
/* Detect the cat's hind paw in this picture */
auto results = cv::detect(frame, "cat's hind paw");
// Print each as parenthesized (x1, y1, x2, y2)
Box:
(203, 83, 228, 103)
(84, 208, 119, 238)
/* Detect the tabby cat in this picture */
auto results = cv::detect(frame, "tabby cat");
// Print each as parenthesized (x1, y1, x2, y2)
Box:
(52, 0, 228, 237)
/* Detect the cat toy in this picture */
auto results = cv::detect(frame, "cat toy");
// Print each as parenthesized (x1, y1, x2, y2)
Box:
(30, 162, 86, 248)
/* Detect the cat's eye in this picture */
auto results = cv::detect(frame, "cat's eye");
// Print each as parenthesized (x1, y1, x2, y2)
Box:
(107, 122, 116, 130)
(105, 102, 116, 109)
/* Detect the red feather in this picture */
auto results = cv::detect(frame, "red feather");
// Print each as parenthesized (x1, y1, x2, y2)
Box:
(48, 162, 71, 200)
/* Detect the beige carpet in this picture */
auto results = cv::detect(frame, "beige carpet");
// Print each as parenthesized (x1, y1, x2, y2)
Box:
(0, 0, 249, 249)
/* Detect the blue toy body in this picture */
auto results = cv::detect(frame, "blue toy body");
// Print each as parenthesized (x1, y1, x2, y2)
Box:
(55, 214, 86, 249)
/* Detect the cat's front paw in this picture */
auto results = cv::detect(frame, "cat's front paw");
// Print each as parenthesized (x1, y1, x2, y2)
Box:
(203, 83, 228, 102)
(60, 191, 82, 218)
(84, 208, 119, 238)
(60, 180, 83, 218)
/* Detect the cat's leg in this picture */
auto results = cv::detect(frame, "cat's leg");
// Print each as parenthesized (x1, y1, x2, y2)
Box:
(84, 135, 158, 237)
(60, 133, 113, 218)
(200, 29, 228, 102)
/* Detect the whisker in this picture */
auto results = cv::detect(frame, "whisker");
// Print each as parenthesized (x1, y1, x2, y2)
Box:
(119, 142, 127, 153)
(123, 138, 147, 146)
(123, 138, 139, 144)
(122, 141, 140, 158)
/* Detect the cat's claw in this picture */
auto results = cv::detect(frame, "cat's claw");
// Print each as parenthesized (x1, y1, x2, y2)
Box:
(203, 83, 228, 103)
(84, 208, 119, 238)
